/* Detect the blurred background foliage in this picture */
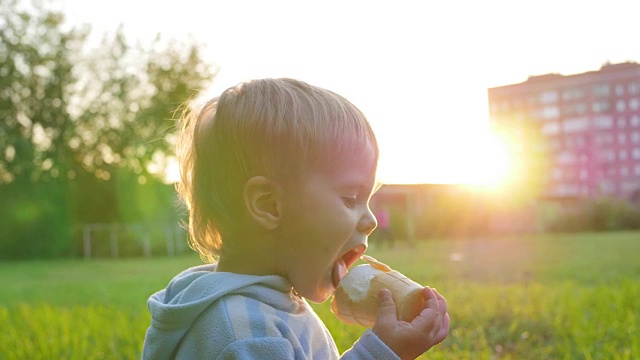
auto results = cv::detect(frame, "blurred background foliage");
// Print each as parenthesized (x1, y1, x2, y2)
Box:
(0, 0, 214, 259)
(2, 0, 638, 261)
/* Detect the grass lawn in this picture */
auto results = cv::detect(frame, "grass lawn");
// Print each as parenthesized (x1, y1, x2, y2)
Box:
(1, 231, 639, 359)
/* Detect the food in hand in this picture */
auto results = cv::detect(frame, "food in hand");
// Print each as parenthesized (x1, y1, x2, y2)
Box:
(330, 255, 425, 327)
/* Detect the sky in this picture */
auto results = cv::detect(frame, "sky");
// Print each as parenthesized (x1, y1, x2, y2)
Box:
(61, 0, 640, 184)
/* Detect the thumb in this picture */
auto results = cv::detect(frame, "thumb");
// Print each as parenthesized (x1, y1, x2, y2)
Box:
(376, 289, 398, 323)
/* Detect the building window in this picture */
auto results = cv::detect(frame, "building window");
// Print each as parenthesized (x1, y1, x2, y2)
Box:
(579, 169, 588, 180)
(563, 117, 589, 133)
(595, 132, 614, 146)
(632, 148, 640, 160)
(554, 183, 580, 196)
(615, 84, 625, 96)
(632, 131, 640, 143)
(597, 148, 616, 162)
(557, 151, 577, 164)
(541, 106, 559, 119)
(616, 100, 626, 112)
(592, 100, 611, 113)
(593, 115, 614, 129)
(562, 88, 585, 101)
(620, 166, 629, 177)
(619, 150, 628, 161)
(631, 115, 640, 127)
(599, 180, 616, 194)
(629, 98, 639, 111)
(563, 102, 587, 116)
(593, 84, 610, 97)
(579, 154, 588, 163)
(618, 134, 626, 145)
(629, 81, 640, 95)
(635, 165, 640, 176)
(567, 135, 586, 148)
(540, 90, 559, 104)
(542, 121, 560, 135)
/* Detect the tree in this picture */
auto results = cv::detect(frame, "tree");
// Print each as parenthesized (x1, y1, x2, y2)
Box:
(0, 0, 88, 183)
(0, 0, 88, 257)
(69, 30, 215, 226)
(0, 0, 215, 258)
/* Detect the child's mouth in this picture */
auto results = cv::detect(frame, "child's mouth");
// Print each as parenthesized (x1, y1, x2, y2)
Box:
(332, 245, 366, 289)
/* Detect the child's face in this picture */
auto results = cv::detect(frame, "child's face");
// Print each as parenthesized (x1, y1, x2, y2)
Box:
(276, 141, 378, 303)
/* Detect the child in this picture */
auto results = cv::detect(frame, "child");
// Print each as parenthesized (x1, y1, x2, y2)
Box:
(142, 78, 449, 359)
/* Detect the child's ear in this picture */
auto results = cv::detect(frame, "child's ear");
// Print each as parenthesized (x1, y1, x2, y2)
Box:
(243, 176, 282, 230)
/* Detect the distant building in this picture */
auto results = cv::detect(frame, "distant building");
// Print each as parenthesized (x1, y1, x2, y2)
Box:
(488, 62, 640, 200)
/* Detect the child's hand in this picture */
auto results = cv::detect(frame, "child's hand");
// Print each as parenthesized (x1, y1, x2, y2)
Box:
(372, 287, 449, 360)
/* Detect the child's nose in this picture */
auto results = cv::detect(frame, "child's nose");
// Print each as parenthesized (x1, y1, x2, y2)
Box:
(357, 208, 377, 236)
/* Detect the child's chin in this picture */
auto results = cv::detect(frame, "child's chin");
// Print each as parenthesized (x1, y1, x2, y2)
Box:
(304, 287, 333, 304)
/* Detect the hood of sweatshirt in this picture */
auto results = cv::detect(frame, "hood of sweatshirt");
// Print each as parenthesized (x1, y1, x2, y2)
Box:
(143, 264, 297, 358)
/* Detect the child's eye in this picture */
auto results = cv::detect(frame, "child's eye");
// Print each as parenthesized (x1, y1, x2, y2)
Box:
(343, 195, 358, 208)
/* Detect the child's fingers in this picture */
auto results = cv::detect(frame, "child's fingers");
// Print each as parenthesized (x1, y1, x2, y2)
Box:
(442, 312, 450, 330)
(409, 287, 450, 335)
(432, 288, 445, 301)
(376, 288, 398, 323)
(432, 289, 447, 321)
(409, 288, 440, 328)
(421, 287, 440, 313)
(430, 289, 450, 344)
(434, 313, 451, 344)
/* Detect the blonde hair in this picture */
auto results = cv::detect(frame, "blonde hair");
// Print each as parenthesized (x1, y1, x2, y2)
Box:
(177, 78, 378, 262)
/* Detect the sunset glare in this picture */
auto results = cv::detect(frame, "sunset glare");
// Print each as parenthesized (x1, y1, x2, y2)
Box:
(62, 0, 640, 186)
(377, 130, 515, 186)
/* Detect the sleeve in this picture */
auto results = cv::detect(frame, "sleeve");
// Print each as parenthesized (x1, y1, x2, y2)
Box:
(216, 337, 296, 360)
(339, 329, 400, 360)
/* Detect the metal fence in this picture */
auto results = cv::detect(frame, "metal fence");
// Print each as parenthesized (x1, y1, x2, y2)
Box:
(82, 222, 188, 258)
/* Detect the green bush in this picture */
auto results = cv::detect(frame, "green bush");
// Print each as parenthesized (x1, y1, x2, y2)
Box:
(547, 197, 640, 232)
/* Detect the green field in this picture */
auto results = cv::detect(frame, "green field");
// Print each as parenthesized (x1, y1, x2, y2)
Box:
(2, 231, 639, 359)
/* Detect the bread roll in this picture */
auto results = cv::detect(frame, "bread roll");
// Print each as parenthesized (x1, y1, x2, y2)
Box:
(330, 255, 425, 327)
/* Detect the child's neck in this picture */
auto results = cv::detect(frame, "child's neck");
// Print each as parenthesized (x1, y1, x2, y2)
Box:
(216, 237, 280, 276)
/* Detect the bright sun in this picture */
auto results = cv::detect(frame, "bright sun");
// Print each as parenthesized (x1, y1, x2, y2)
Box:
(376, 130, 516, 187)
(464, 133, 517, 189)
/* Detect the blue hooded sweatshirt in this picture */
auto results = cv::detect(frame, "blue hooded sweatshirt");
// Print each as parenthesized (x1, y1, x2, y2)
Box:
(142, 264, 399, 359)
